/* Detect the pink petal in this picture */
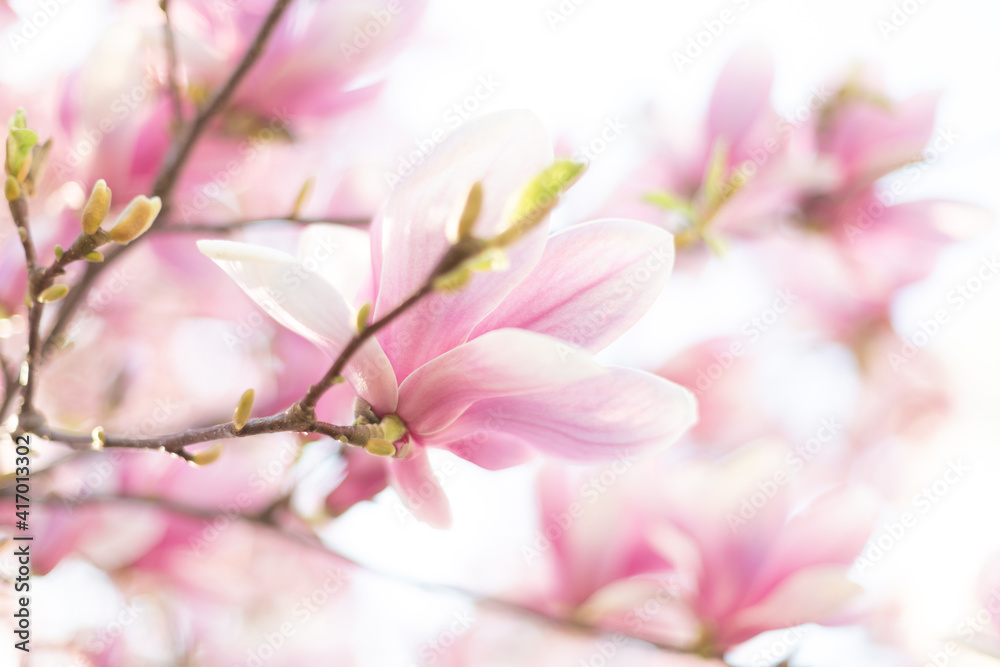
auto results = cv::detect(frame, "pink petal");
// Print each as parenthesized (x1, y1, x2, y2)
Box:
(296, 224, 373, 305)
(823, 91, 940, 185)
(486, 368, 695, 461)
(471, 219, 675, 352)
(325, 447, 390, 517)
(725, 568, 862, 648)
(748, 487, 878, 604)
(706, 44, 775, 165)
(388, 446, 452, 529)
(425, 410, 536, 470)
(197, 239, 398, 413)
(417, 362, 697, 463)
(396, 329, 604, 436)
(374, 111, 554, 380)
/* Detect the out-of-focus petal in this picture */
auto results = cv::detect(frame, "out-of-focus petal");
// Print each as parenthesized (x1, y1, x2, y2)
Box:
(706, 44, 776, 164)
(388, 446, 452, 529)
(325, 447, 390, 517)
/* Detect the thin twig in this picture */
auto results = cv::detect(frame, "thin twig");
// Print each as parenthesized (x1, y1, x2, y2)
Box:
(40, 0, 296, 358)
(150, 0, 293, 215)
(298, 284, 432, 413)
(154, 216, 369, 235)
(26, 492, 697, 657)
(159, 0, 185, 126)
(8, 194, 37, 274)
(32, 417, 383, 459)
(0, 346, 17, 423)
(32, 259, 442, 455)
(7, 194, 44, 431)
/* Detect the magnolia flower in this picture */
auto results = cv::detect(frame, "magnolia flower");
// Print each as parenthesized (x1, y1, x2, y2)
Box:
(518, 443, 877, 656)
(173, 0, 427, 121)
(199, 111, 696, 527)
(604, 45, 821, 252)
(649, 444, 878, 653)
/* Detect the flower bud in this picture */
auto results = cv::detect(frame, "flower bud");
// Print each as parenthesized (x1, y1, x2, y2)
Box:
(364, 438, 396, 457)
(379, 414, 407, 443)
(109, 195, 161, 244)
(192, 442, 224, 466)
(91, 426, 105, 450)
(81, 179, 112, 235)
(356, 302, 371, 333)
(233, 388, 255, 431)
(491, 160, 586, 249)
(452, 181, 483, 242)
(23, 139, 51, 197)
(38, 284, 69, 303)
(4, 176, 18, 202)
(85, 251, 104, 263)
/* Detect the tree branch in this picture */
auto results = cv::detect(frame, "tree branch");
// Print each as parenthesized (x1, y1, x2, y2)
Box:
(0, 345, 17, 423)
(32, 416, 385, 460)
(27, 492, 699, 658)
(150, 0, 293, 212)
(159, 0, 185, 126)
(298, 283, 432, 414)
(40, 0, 296, 359)
(32, 261, 439, 456)
(7, 193, 45, 431)
(154, 216, 369, 235)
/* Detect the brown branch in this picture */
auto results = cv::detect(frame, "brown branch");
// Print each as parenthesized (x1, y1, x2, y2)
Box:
(154, 216, 369, 235)
(32, 256, 441, 455)
(40, 0, 296, 360)
(27, 492, 697, 658)
(159, 0, 185, 126)
(0, 346, 17, 423)
(8, 194, 37, 274)
(150, 0, 293, 213)
(31, 415, 382, 460)
(298, 283, 432, 413)
(7, 194, 44, 431)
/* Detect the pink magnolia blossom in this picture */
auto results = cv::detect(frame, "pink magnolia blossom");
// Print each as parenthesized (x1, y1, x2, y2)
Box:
(516, 443, 877, 655)
(173, 0, 427, 121)
(199, 111, 696, 527)
(808, 67, 942, 193)
(648, 444, 878, 653)
(605, 45, 819, 252)
(657, 337, 782, 454)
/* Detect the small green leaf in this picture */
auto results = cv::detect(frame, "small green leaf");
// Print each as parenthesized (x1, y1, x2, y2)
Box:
(493, 160, 586, 248)
(643, 191, 692, 216)
(11, 128, 38, 154)
(10, 109, 27, 131)
(355, 302, 371, 333)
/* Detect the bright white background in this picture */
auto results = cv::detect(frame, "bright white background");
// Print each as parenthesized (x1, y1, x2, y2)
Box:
(4, 0, 1000, 665)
